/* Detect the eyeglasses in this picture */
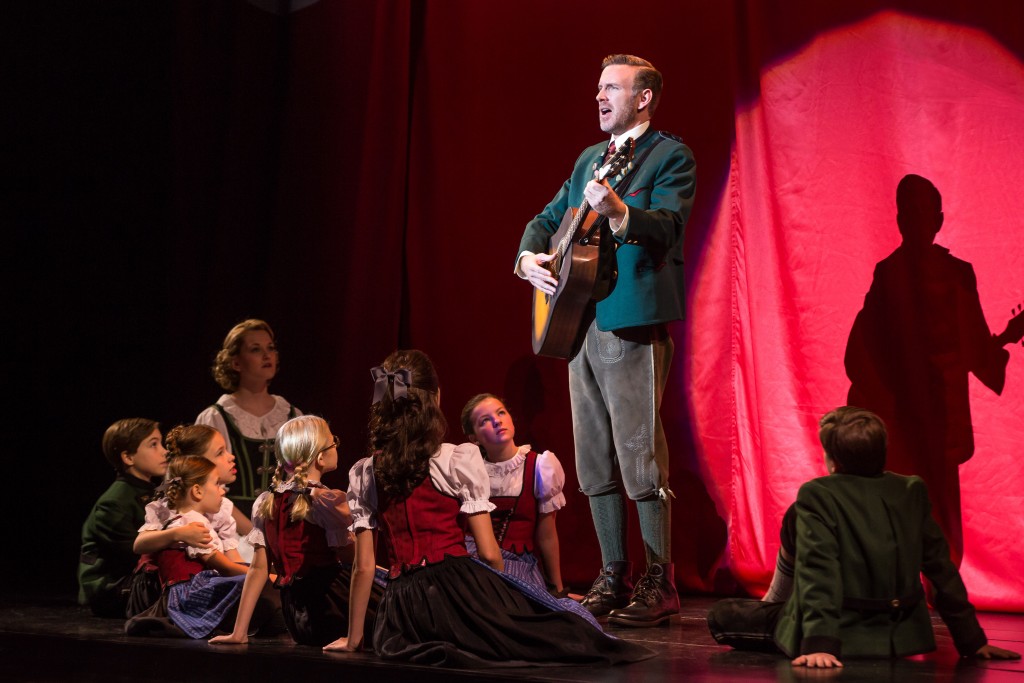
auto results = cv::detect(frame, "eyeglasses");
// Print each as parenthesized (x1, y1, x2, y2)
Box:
(319, 435, 340, 453)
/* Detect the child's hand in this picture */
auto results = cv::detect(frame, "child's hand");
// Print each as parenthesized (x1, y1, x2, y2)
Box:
(177, 522, 213, 549)
(792, 653, 843, 668)
(974, 644, 1021, 660)
(323, 636, 360, 653)
(209, 633, 248, 645)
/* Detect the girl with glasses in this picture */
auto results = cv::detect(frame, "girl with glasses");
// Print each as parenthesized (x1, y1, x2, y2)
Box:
(210, 415, 385, 647)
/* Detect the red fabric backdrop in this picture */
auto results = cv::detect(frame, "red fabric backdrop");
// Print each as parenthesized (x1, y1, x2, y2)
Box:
(168, 0, 1024, 610)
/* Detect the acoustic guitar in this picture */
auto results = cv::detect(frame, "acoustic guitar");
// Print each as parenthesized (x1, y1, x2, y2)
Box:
(531, 138, 635, 359)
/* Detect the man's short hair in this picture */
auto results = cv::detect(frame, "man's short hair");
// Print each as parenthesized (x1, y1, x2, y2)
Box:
(601, 54, 663, 114)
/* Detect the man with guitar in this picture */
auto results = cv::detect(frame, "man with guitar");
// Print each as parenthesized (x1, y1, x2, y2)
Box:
(516, 54, 695, 627)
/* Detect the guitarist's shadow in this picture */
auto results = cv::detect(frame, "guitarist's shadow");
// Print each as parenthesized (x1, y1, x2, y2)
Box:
(844, 174, 1024, 565)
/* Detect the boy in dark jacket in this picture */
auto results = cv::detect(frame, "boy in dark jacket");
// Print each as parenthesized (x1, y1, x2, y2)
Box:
(78, 418, 167, 616)
(707, 407, 1019, 667)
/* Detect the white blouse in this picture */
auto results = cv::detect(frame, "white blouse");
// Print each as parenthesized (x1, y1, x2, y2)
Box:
(195, 394, 301, 446)
(139, 497, 240, 551)
(348, 442, 495, 532)
(484, 445, 566, 514)
(165, 509, 224, 557)
(246, 481, 353, 549)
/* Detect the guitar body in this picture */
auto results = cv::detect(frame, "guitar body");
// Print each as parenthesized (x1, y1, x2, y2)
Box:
(531, 207, 601, 359)
(529, 136, 635, 360)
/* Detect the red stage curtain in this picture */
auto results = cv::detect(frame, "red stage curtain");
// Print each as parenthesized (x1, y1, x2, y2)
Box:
(693, 6, 1024, 610)
(171, 0, 1024, 610)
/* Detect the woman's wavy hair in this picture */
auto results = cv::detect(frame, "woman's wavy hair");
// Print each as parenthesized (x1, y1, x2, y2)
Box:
(257, 415, 334, 523)
(211, 319, 276, 392)
(369, 349, 445, 502)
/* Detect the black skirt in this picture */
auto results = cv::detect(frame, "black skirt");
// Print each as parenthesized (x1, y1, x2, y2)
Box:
(372, 555, 654, 667)
(281, 563, 384, 647)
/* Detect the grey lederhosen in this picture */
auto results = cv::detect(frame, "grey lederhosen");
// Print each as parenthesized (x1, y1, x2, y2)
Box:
(568, 320, 673, 500)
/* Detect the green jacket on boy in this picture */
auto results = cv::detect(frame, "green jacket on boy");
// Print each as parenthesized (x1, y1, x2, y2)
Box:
(774, 472, 987, 658)
(78, 474, 156, 617)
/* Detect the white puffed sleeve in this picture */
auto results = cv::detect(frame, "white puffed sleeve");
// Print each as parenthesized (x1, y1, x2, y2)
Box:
(444, 442, 496, 515)
(347, 457, 378, 532)
(310, 488, 354, 547)
(534, 450, 566, 514)
(211, 498, 240, 551)
(178, 512, 219, 557)
(245, 491, 273, 548)
(138, 498, 172, 532)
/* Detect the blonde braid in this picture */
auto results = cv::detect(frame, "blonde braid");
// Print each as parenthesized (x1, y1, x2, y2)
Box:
(255, 463, 286, 522)
(288, 461, 313, 522)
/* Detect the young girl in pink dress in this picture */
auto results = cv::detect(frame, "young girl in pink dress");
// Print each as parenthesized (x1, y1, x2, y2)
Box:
(323, 349, 652, 667)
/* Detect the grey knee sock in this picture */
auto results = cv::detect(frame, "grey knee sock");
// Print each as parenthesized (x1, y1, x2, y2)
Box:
(589, 491, 627, 566)
(636, 495, 671, 566)
(761, 550, 795, 602)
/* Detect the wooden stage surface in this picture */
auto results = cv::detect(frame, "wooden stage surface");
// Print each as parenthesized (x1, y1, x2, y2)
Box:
(2, 594, 1022, 682)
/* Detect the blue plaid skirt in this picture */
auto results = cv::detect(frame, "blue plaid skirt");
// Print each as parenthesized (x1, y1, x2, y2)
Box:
(167, 570, 245, 638)
(464, 538, 599, 627)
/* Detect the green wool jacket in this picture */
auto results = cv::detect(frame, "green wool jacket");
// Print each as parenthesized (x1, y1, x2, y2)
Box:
(775, 472, 986, 658)
(78, 474, 157, 616)
(518, 127, 695, 331)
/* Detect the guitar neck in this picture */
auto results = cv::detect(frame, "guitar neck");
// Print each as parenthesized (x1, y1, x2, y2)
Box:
(554, 198, 591, 258)
(552, 137, 634, 260)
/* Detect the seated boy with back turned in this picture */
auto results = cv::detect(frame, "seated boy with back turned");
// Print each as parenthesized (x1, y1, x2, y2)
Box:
(707, 407, 1020, 668)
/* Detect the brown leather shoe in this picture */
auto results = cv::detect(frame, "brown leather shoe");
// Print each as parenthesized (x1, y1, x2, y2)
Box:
(607, 562, 679, 627)
(580, 561, 634, 617)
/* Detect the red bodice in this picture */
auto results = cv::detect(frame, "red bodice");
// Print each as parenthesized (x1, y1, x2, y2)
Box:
(155, 546, 205, 587)
(377, 475, 468, 578)
(263, 491, 337, 586)
(489, 450, 538, 553)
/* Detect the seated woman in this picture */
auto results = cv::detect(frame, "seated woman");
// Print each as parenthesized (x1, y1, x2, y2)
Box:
(196, 318, 301, 524)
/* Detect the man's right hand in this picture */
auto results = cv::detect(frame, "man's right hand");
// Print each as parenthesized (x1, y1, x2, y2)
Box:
(520, 252, 558, 296)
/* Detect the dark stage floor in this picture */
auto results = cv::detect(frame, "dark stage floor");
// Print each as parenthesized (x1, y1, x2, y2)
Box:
(2, 594, 1022, 682)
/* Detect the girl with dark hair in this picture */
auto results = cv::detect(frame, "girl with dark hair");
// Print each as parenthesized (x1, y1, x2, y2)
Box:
(323, 349, 652, 667)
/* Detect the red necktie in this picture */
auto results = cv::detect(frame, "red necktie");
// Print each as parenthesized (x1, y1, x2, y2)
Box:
(606, 140, 616, 161)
